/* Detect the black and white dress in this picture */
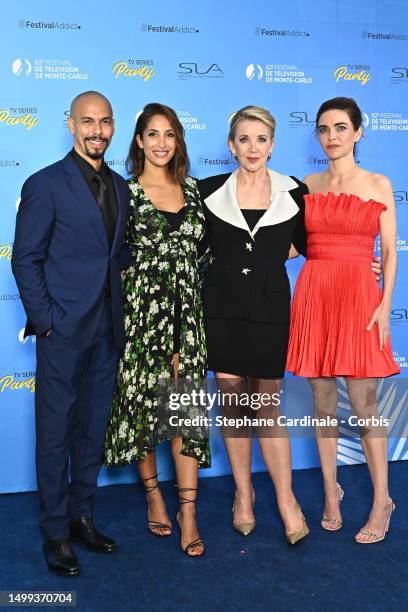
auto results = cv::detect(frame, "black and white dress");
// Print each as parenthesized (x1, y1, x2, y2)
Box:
(198, 169, 307, 379)
(104, 177, 210, 468)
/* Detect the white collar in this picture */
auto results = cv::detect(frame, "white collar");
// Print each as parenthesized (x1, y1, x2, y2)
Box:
(204, 169, 299, 239)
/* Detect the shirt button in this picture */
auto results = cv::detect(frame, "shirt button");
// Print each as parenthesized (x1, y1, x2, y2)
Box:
(242, 268, 251, 275)
(245, 242, 252, 252)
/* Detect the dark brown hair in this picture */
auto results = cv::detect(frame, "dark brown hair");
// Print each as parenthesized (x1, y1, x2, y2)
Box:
(126, 102, 189, 183)
(315, 97, 362, 131)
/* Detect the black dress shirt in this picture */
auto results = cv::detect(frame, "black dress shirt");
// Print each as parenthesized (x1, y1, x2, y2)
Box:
(71, 149, 118, 297)
(70, 148, 117, 246)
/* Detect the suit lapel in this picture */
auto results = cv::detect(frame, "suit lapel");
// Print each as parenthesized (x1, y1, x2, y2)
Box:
(252, 170, 299, 237)
(204, 169, 300, 240)
(204, 171, 252, 237)
(110, 174, 127, 253)
(63, 154, 108, 248)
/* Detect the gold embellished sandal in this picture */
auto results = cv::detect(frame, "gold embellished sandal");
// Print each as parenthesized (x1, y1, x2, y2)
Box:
(232, 486, 256, 536)
(355, 500, 395, 544)
(321, 483, 344, 531)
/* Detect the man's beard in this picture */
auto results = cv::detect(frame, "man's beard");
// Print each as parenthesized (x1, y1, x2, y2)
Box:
(84, 138, 108, 159)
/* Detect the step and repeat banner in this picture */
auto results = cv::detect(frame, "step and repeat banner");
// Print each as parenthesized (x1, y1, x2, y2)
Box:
(1, 0, 407, 492)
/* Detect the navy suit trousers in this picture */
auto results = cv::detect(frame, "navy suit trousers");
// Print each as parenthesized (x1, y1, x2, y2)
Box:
(35, 300, 119, 540)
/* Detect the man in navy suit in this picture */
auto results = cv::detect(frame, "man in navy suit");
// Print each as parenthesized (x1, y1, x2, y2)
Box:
(12, 91, 130, 576)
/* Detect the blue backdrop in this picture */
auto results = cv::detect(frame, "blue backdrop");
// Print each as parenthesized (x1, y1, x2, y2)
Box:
(1, 0, 407, 493)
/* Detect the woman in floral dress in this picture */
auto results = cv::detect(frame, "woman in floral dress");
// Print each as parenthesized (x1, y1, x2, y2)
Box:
(104, 103, 209, 556)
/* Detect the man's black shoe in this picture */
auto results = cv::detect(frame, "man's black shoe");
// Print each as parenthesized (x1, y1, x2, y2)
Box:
(70, 516, 117, 553)
(43, 539, 80, 576)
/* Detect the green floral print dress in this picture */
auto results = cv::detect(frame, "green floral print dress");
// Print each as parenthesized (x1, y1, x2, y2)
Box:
(104, 176, 211, 468)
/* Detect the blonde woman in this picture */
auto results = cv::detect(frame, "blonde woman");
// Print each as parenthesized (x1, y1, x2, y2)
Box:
(198, 106, 309, 544)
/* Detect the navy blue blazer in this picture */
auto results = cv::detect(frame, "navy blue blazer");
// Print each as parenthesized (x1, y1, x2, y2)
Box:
(11, 153, 130, 349)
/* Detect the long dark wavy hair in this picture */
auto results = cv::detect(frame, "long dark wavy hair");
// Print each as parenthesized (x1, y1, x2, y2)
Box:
(126, 102, 189, 183)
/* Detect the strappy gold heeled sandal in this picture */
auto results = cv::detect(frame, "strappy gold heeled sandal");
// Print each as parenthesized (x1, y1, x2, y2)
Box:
(321, 483, 344, 532)
(232, 486, 256, 536)
(143, 474, 172, 537)
(355, 500, 395, 544)
(286, 504, 310, 545)
(175, 486, 205, 557)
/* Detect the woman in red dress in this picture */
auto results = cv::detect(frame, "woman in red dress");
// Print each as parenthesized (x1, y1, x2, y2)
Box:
(287, 97, 399, 543)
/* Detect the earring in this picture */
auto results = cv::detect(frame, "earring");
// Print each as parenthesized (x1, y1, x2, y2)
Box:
(231, 152, 238, 162)
(267, 153, 272, 160)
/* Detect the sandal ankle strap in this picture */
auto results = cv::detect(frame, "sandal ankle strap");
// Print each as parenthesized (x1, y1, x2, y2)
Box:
(175, 486, 198, 505)
(143, 473, 160, 494)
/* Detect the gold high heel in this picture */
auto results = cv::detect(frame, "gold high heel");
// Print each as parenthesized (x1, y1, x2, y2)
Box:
(321, 483, 344, 531)
(355, 500, 395, 544)
(286, 504, 310, 545)
(232, 487, 256, 536)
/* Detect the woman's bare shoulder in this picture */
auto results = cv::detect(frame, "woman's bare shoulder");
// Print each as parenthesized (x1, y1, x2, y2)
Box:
(359, 170, 393, 202)
(302, 172, 325, 191)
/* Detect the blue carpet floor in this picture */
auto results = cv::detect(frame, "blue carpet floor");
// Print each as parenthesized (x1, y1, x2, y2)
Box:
(0, 462, 406, 612)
